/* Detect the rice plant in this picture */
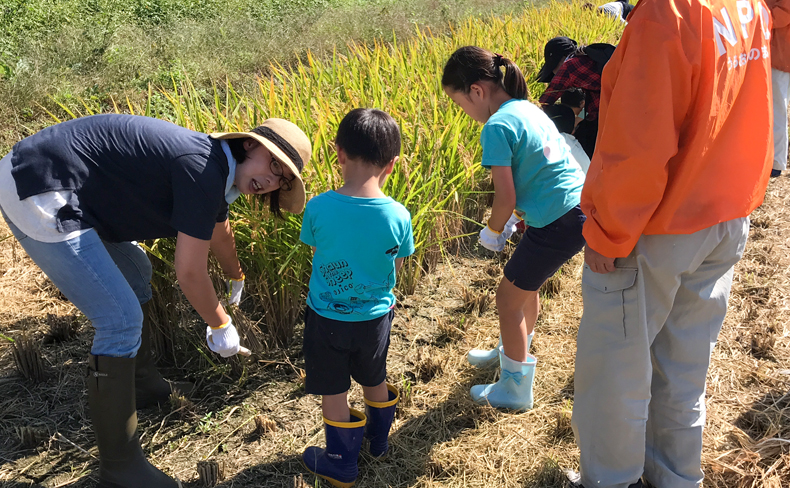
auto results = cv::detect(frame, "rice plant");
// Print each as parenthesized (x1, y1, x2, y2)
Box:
(50, 1, 622, 350)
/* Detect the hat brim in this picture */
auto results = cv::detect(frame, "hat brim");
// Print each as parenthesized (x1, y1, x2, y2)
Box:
(210, 131, 306, 214)
(536, 62, 555, 83)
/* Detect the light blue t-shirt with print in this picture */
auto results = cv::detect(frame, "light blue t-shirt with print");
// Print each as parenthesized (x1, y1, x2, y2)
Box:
(481, 99, 585, 228)
(300, 191, 415, 322)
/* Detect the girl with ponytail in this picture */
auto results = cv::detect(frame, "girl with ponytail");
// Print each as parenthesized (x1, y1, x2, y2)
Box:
(442, 46, 587, 411)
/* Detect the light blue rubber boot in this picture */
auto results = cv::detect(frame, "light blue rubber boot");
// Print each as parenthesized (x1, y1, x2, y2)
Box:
(470, 346, 536, 411)
(467, 332, 533, 369)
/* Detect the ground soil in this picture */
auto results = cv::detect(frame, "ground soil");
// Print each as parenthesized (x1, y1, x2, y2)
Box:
(1, 175, 788, 487)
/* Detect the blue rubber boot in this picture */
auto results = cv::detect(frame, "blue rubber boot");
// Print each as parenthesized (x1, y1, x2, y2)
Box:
(467, 336, 501, 368)
(302, 408, 366, 488)
(364, 383, 399, 458)
(470, 346, 536, 411)
(467, 332, 533, 369)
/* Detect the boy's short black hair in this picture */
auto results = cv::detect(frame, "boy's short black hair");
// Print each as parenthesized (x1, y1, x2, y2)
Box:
(544, 103, 576, 135)
(335, 108, 401, 167)
(561, 87, 585, 108)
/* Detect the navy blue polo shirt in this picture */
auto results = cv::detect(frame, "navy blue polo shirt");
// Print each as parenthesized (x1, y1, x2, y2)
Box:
(10, 114, 230, 242)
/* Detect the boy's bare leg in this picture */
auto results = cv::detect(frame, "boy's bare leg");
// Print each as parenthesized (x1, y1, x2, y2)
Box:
(498, 277, 539, 362)
(322, 392, 351, 423)
(362, 381, 389, 403)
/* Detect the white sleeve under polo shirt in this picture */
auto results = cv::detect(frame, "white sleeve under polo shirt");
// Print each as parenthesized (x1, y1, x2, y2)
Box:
(0, 152, 90, 242)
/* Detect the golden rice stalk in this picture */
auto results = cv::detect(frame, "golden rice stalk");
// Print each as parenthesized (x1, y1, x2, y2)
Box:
(169, 390, 196, 420)
(197, 460, 224, 487)
(415, 346, 444, 383)
(12, 334, 45, 383)
(44, 314, 80, 343)
(461, 287, 492, 316)
(225, 303, 267, 354)
(253, 414, 278, 437)
(15, 424, 49, 449)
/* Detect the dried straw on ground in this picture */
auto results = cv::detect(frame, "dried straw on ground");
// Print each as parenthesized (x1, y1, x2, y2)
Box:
(1, 176, 788, 487)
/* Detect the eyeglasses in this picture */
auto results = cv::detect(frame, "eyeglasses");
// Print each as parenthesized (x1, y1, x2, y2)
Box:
(270, 159, 295, 192)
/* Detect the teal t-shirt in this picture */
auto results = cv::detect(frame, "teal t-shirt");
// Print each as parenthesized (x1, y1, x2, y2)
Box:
(300, 191, 415, 322)
(481, 99, 585, 228)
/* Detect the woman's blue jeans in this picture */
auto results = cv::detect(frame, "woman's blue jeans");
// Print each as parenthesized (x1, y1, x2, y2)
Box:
(2, 212, 153, 358)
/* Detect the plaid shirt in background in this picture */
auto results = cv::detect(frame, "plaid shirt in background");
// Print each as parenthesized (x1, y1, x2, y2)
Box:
(538, 55, 602, 121)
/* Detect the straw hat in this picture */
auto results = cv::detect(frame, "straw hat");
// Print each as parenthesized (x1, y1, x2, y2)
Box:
(211, 118, 311, 213)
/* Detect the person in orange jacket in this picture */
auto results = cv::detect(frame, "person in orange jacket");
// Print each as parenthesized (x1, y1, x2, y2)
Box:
(768, 0, 790, 177)
(567, 0, 773, 487)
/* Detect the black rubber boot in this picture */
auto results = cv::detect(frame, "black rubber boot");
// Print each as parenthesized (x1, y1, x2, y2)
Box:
(135, 302, 193, 410)
(87, 354, 180, 488)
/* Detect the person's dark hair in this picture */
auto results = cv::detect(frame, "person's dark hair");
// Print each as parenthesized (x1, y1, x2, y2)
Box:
(544, 103, 576, 135)
(442, 46, 528, 100)
(227, 137, 248, 166)
(561, 87, 585, 109)
(335, 108, 401, 168)
(225, 137, 284, 218)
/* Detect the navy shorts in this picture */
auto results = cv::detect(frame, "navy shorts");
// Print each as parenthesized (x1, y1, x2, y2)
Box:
(303, 306, 392, 395)
(504, 205, 586, 291)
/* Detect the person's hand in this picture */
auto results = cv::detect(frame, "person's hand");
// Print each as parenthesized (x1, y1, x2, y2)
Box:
(584, 245, 616, 274)
(206, 318, 241, 357)
(226, 274, 244, 306)
(501, 212, 523, 241)
(479, 223, 507, 252)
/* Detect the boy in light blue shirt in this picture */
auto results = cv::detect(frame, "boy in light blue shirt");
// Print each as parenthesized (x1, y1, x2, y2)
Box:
(299, 108, 414, 487)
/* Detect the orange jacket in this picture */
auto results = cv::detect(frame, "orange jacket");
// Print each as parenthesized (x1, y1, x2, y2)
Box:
(581, 0, 773, 258)
(767, 0, 790, 71)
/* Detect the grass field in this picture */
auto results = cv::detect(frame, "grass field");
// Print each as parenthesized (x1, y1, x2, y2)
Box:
(0, 0, 533, 152)
(1, 0, 789, 487)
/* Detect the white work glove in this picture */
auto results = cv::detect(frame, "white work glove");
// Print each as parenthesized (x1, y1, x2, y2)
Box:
(206, 318, 241, 358)
(501, 212, 523, 241)
(479, 223, 507, 252)
(226, 274, 244, 306)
